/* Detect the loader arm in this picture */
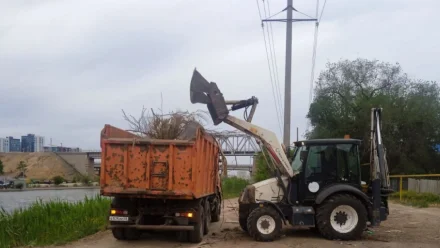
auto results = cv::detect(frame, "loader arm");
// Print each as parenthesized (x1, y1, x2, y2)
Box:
(224, 115, 295, 177)
(189, 68, 297, 178)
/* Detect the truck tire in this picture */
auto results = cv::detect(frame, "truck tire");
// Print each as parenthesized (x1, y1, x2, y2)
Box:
(112, 228, 126, 240)
(124, 228, 141, 240)
(203, 200, 211, 235)
(211, 198, 221, 223)
(177, 231, 188, 242)
(316, 194, 367, 240)
(246, 206, 282, 242)
(188, 203, 204, 243)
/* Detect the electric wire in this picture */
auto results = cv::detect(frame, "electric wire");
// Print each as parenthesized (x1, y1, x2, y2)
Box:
(263, 0, 284, 121)
(256, 0, 283, 135)
(266, 0, 284, 119)
(319, 0, 327, 21)
(306, 0, 327, 132)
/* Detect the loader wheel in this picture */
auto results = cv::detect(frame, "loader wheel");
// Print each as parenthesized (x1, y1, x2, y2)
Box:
(247, 206, 282, 242)
(211, 199, 221, 223)
(316, 194, 367, 240)
(203, 200, 211, 235)
(239, 217, 248, 232)
(112, 228, 126, 240)
(188, 203, 204, 243)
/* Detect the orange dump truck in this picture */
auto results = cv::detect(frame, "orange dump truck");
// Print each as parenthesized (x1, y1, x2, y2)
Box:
(100, 124, 222, 243)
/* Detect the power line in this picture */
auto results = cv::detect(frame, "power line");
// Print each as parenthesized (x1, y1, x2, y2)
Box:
(319, 0, 327, 21)
(264, 0, 284, 118)
(256, 0, 283, 135)
(306, 0, 327, 132)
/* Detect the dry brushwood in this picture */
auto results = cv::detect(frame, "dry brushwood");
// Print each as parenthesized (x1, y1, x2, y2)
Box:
(122, 107, 211, 140)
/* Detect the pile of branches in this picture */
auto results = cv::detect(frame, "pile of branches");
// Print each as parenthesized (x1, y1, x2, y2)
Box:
(122, 107, 210, 140)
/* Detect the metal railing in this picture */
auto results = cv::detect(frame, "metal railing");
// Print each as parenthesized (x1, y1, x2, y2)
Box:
(390, 174, 440, 201)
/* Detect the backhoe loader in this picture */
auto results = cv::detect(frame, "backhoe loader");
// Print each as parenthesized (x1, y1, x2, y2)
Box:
(189, 69, 392, 241)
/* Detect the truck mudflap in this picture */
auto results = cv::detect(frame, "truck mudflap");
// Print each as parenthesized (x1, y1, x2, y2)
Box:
(108, 224, 195, 231)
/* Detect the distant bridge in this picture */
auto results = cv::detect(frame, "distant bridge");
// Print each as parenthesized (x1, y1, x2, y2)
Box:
(62, 132, 259, 175)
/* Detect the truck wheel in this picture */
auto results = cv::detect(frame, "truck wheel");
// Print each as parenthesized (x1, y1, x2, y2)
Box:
(112, 228, 126, 240)
(188, 203, 204, 243)
(177, 231, 188, 242)
(246, 206, 282, 242)
(204, 200, 211, 235)
(211, 199, 221, 223)
(124, 228, 141, 240)
(239, 217, 248, 232)
(316, 194, 367, 240)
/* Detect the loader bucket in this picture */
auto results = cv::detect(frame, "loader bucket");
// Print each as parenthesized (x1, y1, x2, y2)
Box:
(190, 69, 229, 125)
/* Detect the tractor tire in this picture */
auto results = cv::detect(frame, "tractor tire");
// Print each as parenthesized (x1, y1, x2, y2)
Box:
(188, 203, 204, 243)
(112, 228, 126, 240)
(239, 217, 248, 232)
(204, 200, 211, 235)
(246, 206, 282, 242)
(211, 198, 221, 223)
(316, 194, 367, 240)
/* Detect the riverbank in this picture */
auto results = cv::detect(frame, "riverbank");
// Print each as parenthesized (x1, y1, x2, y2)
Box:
(0, 186, 100, 193)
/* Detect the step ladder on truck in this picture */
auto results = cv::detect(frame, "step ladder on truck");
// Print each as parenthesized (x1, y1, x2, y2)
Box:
(189, 69, 393, 242)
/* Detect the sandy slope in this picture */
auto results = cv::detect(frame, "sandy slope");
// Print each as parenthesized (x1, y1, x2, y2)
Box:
(0, 152, 79, 180)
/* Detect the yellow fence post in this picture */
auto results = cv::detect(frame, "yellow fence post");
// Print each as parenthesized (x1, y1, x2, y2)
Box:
(399, 176, 403, 201)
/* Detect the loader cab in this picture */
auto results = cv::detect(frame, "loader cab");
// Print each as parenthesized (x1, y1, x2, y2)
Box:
(291, 139, 362, 205)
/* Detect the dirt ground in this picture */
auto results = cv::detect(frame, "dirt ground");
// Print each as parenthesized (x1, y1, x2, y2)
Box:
(52, 198, 440, 248)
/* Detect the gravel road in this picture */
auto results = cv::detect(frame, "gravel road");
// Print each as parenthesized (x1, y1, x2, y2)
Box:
(48, 198, 440, 248)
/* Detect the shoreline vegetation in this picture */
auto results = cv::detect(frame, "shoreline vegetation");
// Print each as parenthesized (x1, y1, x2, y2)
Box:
(0, 195, 111, 248)
(0, 177, 248, 248)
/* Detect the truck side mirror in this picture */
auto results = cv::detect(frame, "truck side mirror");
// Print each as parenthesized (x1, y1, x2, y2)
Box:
(300, 150, 308, 162)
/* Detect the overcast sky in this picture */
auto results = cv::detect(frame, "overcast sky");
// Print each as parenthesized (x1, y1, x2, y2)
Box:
(0, 0, 439, 150)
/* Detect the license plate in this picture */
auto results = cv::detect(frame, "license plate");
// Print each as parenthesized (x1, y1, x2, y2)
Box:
(109, 216, 129, 222)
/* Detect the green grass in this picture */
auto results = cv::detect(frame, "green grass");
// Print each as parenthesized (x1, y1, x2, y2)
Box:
(221, 177, 249, 199)
(0, 195, 111, 248)
(390, 190, 440, 208)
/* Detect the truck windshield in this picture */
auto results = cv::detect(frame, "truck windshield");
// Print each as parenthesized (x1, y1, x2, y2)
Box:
(291, 146, 306, 172)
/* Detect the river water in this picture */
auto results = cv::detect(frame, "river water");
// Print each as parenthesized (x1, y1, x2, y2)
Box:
(0, 188, 102, 213)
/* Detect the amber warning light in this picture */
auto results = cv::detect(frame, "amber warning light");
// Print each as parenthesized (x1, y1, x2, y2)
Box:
(175, 212, 194, 218)
(110, 209, 128, 215)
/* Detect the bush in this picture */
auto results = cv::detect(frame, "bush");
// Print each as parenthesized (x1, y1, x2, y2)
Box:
(253, 152, 272, 182)
(222, 177, 249, 199)
(0, 195, 111, 247)
(52, 176, 65, 186)
(390, 190, 440, 208)
(15, 183, 23, 190)
(81, 176, 92, 186)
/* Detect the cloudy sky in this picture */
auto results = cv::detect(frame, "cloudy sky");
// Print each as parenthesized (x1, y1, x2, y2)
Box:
(0, 0, 439, 150)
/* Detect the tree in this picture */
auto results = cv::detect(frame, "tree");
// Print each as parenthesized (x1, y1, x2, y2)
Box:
(307, 58, 440, 174)
(53, 176, 65, 185)
(0, 159, 4, 176)
(17, 161, 27, 177)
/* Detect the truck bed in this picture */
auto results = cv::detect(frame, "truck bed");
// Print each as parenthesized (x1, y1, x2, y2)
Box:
(99, 125, 221, 200)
